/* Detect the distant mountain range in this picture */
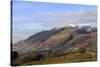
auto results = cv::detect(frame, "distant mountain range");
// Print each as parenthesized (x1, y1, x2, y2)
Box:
(13, 25, 97, 52)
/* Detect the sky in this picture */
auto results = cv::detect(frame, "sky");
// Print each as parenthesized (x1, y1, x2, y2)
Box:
(12, 1, 97, 43)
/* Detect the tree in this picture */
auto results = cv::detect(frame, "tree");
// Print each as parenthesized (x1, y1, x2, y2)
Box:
(12, 51, 19, 60)
(78, 47, 86, 53)
(32, 52, 44, 61)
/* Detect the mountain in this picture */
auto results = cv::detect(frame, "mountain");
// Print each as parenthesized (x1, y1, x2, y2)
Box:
(13, 26, 97, 51)
(12, 26, 97, 65)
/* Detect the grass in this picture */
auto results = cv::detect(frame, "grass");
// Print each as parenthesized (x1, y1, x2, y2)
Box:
(23, 52, 97, 65)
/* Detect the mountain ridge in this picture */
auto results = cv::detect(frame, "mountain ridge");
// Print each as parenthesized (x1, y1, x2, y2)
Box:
(13, 25, 97, 51)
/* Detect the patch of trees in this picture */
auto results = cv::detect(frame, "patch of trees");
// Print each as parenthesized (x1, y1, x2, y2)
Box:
(11, 51, 45, 65)
(32, 53, 44, 61)
(11, 51, 19, 66)
(12, 51, 19, 60)
(78, 47, 86, 53)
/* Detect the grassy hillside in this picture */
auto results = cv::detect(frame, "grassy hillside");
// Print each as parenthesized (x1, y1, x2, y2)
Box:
(23, 52, 97, 65)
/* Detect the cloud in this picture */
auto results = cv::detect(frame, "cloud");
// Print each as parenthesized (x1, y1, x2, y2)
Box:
(14, 9, 97, 26)
(46, 9, 97, 25)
